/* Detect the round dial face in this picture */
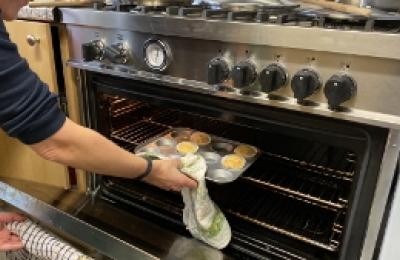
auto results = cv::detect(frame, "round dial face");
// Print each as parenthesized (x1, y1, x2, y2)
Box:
(144, 40, 171, 71)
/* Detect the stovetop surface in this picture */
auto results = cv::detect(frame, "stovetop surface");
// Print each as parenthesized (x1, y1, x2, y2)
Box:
(97, 1, 400, 32)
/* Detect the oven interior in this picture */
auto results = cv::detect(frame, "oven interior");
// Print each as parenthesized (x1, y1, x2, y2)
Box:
(87, 73, 387, 260)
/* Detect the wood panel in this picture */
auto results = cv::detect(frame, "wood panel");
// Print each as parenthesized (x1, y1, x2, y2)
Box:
(0, 21, 69, 188)
(59, 25, 87, 191)
(4, 20, 58, 92)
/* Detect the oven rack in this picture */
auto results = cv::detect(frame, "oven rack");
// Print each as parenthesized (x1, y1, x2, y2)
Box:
(111, 120, 353, 210)
(111, 120, 170, 145)
(212, 182, 344, 252)
(228, 211, 341, 252)
(110, 100, 147, 118)
(148, 109, 356, 178)
(266, 152, 355, 181)
(242, 176, 347, 210)
(115, 136, 349, 210)
(242, 156, 351, 210)
(108, 100, 353, 205)
(148, 108, 230, 134)
(111, 120, 354, 183)
(109, 106, 356, 179)
(103, 178, 344, 252)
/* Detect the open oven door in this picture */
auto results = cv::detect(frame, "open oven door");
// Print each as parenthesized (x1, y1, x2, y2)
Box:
(0, 178, 230, 260)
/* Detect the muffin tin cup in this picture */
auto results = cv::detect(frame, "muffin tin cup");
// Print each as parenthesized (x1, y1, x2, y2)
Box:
(155, 137, 176, 147)
(134, 127, 260, 183)
(212, 142, 234, 154)
(206, 169, 241, 184)
(201, 152, 221, 167)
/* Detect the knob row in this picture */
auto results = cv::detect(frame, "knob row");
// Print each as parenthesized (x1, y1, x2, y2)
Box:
(207, 59, 356, 110)
(82, 40, 130, 64)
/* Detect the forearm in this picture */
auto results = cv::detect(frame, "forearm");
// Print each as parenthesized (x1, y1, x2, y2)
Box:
(30, 118, 147, 179)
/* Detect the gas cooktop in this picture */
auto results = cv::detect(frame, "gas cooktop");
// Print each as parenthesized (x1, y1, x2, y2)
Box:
(95, 0, 400, 32)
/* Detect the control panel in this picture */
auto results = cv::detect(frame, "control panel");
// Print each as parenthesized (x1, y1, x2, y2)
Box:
(75, 27, 398, 118)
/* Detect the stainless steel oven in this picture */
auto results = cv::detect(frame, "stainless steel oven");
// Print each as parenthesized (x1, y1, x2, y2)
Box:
(3, 4, 400, 260)
(69, 65, 392, 259)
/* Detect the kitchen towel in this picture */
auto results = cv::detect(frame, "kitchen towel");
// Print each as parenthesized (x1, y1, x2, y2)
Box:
(180, 154, 232, 249)
(5, 220, 92, 260)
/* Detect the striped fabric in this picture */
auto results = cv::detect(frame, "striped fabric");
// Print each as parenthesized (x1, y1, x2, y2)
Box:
(5, 220, 92, 260)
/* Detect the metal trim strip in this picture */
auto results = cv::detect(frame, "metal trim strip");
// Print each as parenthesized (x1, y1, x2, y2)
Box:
(361, 130, 400, 260)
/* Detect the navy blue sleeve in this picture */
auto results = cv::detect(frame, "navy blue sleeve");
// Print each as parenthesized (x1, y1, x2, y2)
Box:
(0, 20, 66, 144)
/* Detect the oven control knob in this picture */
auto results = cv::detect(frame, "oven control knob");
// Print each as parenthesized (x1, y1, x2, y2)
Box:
(104, 43, 130, 64)
(259, 64, 288, 93)
(291, 69, 322, 103)
(324, 74, 357, 110)
(232, 61, 257, 88)
(82, 40, 104, 62)
(207, 58, 230, 85)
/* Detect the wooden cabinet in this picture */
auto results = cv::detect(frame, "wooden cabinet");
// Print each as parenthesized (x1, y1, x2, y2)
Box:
(0, 20, 69, 188)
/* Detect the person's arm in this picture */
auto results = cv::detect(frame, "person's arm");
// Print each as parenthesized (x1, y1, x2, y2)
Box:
(0, 21, 196, 191)
(30, 118, 197, 191)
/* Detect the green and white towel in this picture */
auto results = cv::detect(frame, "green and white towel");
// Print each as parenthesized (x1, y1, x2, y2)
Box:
(180, 154, 232, 249)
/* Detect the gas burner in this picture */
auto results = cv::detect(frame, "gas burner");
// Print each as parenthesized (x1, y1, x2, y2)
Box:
(130, 5, 168, 14)
(297, 7, 400, 32)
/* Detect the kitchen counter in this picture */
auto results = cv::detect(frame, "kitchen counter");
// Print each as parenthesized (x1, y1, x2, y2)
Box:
(0, 178, 230, 260)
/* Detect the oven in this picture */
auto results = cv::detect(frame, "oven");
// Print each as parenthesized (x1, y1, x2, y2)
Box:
(4, 5, 400, 260)
(74, 70, 391, 260)
(59, 5, 400, 259)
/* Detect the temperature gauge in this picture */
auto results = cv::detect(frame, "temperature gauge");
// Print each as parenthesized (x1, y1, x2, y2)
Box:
(143, 39, 172, 72)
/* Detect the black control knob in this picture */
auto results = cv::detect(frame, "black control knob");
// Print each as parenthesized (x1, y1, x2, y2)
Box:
(207, 58, 230, 85)
(291, 69, 322, 103)
(259, 64, 288, 93)
(232, 61, 257, 88)
(324, 74, 357, 110)
(104, 43, 129, 64)
(82, 40, 104, 62)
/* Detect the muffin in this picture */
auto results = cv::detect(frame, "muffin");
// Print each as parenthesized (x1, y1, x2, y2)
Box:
(176, 141, 199, 155)
(234, 144, 258, 159)
(221, 154, 246, 171)
(190, 132, 211, 146)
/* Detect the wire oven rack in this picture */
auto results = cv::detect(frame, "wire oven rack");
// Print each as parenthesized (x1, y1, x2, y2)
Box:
(105, 97, 355, 251)
(209, 182, 344, 252)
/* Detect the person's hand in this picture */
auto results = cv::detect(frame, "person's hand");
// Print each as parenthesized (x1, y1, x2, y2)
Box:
(0, 213, 25, 251)
(143, 159, 197, 191)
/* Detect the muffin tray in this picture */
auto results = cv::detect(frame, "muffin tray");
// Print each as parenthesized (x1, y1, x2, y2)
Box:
(134, 128, 260, 183)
